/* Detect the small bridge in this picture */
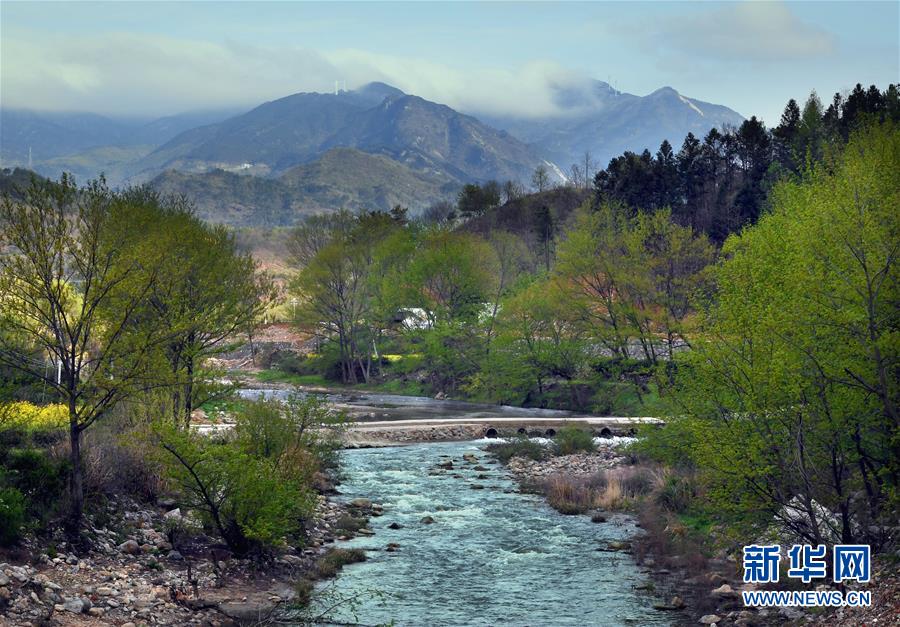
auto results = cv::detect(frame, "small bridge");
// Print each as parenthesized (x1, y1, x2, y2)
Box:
(343, 416, 662, 447)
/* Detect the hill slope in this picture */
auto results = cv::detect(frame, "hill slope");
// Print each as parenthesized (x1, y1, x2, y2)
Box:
(150, 147, 457, 226)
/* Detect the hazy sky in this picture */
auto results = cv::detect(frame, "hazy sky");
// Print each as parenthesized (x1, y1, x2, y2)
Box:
(2, 1, 897, 125)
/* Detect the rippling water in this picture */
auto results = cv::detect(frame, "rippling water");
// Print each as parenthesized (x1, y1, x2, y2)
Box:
(313, 441, 670, 627)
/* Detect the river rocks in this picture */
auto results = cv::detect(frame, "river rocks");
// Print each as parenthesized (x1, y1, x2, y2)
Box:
(349, 498, 372, 509)
(470, 484, 485, 490)
(504, 447, 625, 481)
(590, 512, 607, 523)
(436, 460, 454, 470)
(711, 583, 737, 599)
(463, 453, 478, 463)
(699, 615, 722, 625)
(606, 540, 631, 551)
(473, 465, 489, 471)
(387, 522, 404, 529)
(118, 539, 141, 555)
(357, 528, 375, 536)
(420, 516, 436, 524)
(385, 543, 401, 552)
(62, 597, 86, 613)
(167, 550, 184, 561)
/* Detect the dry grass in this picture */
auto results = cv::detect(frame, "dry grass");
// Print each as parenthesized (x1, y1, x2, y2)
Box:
(543, 466, 664, 514)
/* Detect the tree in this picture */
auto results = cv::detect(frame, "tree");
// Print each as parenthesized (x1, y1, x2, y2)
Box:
(581, 151, 596, 190)
(290, 212, 400, 384)
(798, 91, 825, 163)
(502, 180, 524, 204)
(646, 122, 899, 545)
(555, 204, 633, 358)
(0, 177, 167, 530)
(115, 191, 274, 427)
(457, 183, 500, 217)
(531, 164, 550, 193)
(532, 204, 554, 272)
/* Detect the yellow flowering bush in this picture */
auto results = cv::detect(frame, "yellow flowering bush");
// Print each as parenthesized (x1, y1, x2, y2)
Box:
(0, 402, 68, 431)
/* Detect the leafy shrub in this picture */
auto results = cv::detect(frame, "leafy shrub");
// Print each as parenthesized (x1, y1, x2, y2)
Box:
(156, 426, 316, 555)
(486, 436, 548, 463)
(0, 487, 27, 546)
(654, 473, 697, 513)
(313, 548, 367, 579)
(0, 402, 67, 431)
(3, 448, 69, 520)
(552, 427, 595, 456)
(234, 393, 345, 470)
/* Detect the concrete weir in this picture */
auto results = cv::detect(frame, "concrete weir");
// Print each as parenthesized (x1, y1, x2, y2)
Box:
(342, 416, 662, 447)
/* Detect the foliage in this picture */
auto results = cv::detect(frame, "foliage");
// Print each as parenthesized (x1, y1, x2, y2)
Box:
(552, 427, 596, 456)
(0, 402, 67, 432)
(0, 176, 172, 528)
(641, 122, 900, 546)
(1, 448, 70, 522)
(155, 425, 316, 555)
(0, 487, 27, 546)
(485, 437, 548, 463)
(312, 547, 368, 579)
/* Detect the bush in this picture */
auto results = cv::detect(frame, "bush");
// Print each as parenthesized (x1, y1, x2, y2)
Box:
(313, 548, 367, 579)
(544, 474, 595, 514)
(3, 448, 69, 520)
(156, 427, 316, 555)
(552, 427, 595, 456)
(654, 473, 697, 514)
(235, 393, 345, 470)
(486, 436, 548, 463)
(0, 487, 27, 546)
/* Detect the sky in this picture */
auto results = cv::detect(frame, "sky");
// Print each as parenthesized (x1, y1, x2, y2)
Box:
(1, 1, 898, 125)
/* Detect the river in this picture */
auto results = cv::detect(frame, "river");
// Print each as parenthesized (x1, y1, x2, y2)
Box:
(311, 440, 671, 626)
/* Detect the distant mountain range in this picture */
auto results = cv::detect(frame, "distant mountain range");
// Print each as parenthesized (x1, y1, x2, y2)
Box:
(0, 81, 743, 224)
(483, 81, 745, 171)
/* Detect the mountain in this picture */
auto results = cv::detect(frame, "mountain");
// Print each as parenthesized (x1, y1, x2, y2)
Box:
(1, 79, 744, 216)
(482, 81, 744, 171)
(0, 107, 243, 184)
(150, 147, 457, 227)
(133, 85, 552, 186)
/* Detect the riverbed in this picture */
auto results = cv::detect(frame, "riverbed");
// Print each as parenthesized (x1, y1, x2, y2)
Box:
(312, 440, 670, 626)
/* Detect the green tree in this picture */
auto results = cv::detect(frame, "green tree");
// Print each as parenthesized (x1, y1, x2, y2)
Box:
(645, 122, 899, 545)
(112, 189, 275, 427)
(0, 177, 167, 530)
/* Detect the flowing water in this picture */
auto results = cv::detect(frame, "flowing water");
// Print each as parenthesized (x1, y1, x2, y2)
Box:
(312, 440, 670, 627)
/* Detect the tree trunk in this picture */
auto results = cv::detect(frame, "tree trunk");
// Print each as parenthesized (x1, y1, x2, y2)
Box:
(184, 355, 194, 429)
(68, 417, 84, 533)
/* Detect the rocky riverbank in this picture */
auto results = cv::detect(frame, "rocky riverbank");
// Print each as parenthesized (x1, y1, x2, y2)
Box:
(0, 491, 379, 626)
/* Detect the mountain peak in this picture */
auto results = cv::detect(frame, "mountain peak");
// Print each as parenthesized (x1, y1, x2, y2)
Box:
(354, 82, 405, 102)
(649, 86, 680, 98)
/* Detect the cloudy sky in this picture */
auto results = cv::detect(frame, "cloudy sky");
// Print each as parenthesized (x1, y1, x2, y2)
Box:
(1, 1, 897, 125)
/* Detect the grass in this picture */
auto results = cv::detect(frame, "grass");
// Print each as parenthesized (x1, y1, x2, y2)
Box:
(486, 437, 548, 463)
(254, 368, 430, 397)
(255, 370, 331, 387)
(543, 467, 662, 515)
(312, 548, 367, 579)
(552, 427, 596, 455)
